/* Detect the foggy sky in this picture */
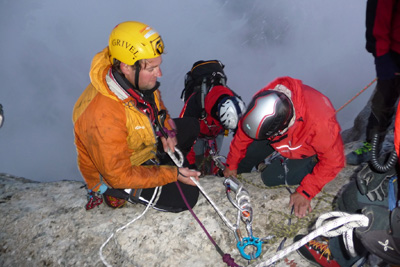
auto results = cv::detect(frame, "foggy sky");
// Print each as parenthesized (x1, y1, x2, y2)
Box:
(0, 0, 374, 182)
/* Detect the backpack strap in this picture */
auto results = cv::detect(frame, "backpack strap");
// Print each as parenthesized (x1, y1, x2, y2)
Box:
(200, 78, 208, 119)
(199, 73, 227, 119)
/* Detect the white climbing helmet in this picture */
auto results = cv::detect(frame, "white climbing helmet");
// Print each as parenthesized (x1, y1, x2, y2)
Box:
(218, 96, 246, 130)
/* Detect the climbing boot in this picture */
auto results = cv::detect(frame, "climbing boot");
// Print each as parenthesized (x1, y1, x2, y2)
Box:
(103, 194, 127, 209)
(294, 235, 340, 267)
(346, 142, 372, 165)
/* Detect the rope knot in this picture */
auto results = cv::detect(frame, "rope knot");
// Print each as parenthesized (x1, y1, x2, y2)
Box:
(223, 254, 240, 267)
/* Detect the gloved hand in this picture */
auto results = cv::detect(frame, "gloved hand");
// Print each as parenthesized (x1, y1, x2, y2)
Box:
(375, 52, 400, 80)
(356, 163, 396, 201)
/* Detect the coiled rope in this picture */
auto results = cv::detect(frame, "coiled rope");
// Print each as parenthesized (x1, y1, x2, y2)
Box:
(253, 212, 369, 267)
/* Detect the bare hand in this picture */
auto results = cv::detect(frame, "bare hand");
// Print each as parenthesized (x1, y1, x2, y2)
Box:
(223, 167, 237, 178)
(289, 192, 312, 218)
(161, 136, 178, 153)
(177, 167, 200, 186)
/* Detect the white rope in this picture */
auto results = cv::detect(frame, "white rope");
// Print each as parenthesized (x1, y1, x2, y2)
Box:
(343, 229, 357, 257)
(99, 186, 162, 267)
(167, 149, 236, 231)
(253, 212, 369, 267)
(167, 149, 369, 265)
(315, 211, 364, 236)
(315, 211, 360, 257)
(191, 177, 236, 231)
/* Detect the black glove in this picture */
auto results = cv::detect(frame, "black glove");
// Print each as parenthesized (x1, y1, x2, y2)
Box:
(375, 52, 400, 80)
(356, 163, 396, 202)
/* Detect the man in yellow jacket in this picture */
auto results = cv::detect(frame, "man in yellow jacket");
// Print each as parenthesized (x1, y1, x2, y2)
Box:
(73, 21, 201, 212)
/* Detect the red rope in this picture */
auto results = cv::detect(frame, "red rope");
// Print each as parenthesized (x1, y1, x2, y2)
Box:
(174, 181, 241, 267)
(335, 78, 377, 113)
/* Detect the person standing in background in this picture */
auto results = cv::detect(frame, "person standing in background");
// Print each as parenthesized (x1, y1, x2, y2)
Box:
(347, 0, 400, 165)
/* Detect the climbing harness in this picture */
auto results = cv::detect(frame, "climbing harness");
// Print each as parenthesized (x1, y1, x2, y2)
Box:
(196, 137, 222, 176)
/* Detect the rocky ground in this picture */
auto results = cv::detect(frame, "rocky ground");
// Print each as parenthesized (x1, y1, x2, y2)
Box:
(1, 141, 384, 267)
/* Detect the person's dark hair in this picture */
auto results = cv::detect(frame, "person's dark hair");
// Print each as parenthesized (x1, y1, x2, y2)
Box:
(111, 59, 147, 74)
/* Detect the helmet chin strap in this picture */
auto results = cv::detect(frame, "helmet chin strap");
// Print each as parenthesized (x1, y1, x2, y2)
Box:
(134, 61, 141, 90)
(111, 67, 160, 99)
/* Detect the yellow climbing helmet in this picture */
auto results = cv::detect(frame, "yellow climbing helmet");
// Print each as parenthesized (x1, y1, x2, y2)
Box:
(108, 21, 164, 65)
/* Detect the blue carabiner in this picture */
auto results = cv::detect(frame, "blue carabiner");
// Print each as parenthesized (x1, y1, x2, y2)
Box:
(237, 237, 262, 260)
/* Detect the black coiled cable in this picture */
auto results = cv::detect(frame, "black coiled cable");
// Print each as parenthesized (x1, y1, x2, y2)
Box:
(370, 133, 398, 173)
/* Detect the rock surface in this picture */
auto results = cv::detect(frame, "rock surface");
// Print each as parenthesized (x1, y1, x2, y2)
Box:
(0, 142, 371, 267)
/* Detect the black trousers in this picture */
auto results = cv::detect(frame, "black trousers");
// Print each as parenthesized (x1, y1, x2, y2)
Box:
(366, 51, 400, 142)
(139, 117, 200, 212)
(237, 140, 317, 186)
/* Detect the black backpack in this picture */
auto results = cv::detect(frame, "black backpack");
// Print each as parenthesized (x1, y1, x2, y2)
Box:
(180, 60, 227, 111)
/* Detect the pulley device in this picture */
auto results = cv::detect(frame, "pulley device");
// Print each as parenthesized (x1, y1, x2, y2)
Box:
(210, 144, 264, 260)
(224, 176, 262, 260)
(168, 147, 263, 261)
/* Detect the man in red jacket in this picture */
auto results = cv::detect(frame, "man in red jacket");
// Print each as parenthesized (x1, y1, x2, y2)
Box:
(224, 76, 345, 218)
(347, 0, 400, 165)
